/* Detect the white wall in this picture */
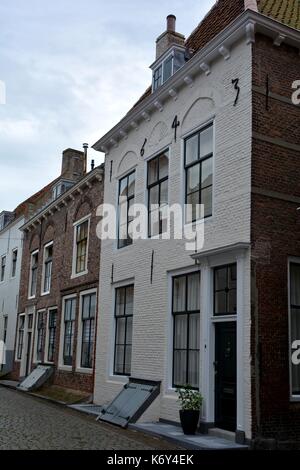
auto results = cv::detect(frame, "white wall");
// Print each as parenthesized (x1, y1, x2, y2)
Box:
(94, 37, 252, 438)
(0, 216, 24, 373)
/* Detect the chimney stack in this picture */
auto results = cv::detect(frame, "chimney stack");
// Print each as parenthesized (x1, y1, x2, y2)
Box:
(61, 148, 85, 181)
(83, 143, 88, 174)
(156, 15, 185, 60)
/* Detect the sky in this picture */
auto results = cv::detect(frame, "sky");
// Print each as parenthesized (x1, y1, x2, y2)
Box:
(0, 0, 215, 211)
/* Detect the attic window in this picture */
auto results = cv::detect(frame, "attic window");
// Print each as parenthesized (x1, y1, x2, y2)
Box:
(152, 48, 185, 92)
(52, 180, 74, 200)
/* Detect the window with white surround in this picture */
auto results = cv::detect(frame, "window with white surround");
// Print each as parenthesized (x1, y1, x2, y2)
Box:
(11, 249, 18, 278)
(3, 316, 8, 344)
(290, 262, 300, 397)
(147, 150, 169, 237)
(1, 255, 6, 282)
(114, 285, 134, 376)
(184, 124, 213, 223)
(172, 272, 200, 389)
(72, 217, 90, 276)
(41, 242, 53, 294)
(28, 250, 38, 298)
(61, 297, 76, 367)
(118, 171, 135, 249)
(214, 264, 237, 316)
(152, 48, 185, 92)
(78, 291, 96, 369)
(16, 315, 25, 361)
(46, 308, 57, 363)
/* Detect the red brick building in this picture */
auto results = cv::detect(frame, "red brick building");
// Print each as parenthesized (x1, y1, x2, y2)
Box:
(13, 148, 104, 393)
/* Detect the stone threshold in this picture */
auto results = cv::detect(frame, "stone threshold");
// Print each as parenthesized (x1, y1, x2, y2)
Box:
(129, 422, 249, 450)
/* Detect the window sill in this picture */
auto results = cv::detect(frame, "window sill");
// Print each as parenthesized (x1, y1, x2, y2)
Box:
(290, 397, 300, 402)
(184, 215, 213, 229)
(28, 295, 36, 300)
(75, 367, 93, 375)
(58, 365, 72, 372)
(107, 375, 128, 385)
(71, 270, 88, 280)
(41, 291, 50, 297)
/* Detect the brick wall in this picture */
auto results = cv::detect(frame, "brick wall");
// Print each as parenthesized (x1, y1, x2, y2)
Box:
(251, 34, 300, 445)
(12, 169, 103, 393)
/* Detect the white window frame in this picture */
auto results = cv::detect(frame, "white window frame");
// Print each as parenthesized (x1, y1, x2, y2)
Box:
(152, 51, 175, 91)
(76, 288, 97, 374)
(41, 241, 53, 295)
(28, 249, 39, 300)
(33, 309, 46, 364)
(11, 248, 18, 279)
(71, 215, 91, 279)
(44, 306, 57, 364)
(58, 294, 77, 372)
(288, 257, 300, 402)
(0, 254, 6, 283)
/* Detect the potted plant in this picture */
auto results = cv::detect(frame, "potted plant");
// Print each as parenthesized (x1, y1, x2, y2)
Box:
(176, 385, 203, 435)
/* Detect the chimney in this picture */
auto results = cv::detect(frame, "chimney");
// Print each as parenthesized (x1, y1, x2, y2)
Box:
(156, 15, 185, 60)
(83, 143, 88, 174)
(61, 148, 86, 182)
(244, 0, 258, 11)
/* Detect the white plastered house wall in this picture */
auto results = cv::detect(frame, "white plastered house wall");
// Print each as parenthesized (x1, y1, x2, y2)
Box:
(0, 216, 24, 374)
(94, 36, 252, 439)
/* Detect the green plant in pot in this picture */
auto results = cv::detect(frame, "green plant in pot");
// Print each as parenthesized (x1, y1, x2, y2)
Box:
(176, 385, 203, 435)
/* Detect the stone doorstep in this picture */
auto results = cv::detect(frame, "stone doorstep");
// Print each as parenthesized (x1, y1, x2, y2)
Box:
(0, 379, 19, 390)
(129, 423, 249, 451)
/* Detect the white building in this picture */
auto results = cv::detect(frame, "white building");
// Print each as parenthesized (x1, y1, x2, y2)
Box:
(0, 211, 24, 375)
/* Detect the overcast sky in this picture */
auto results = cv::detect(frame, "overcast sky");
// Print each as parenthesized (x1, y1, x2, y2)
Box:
(0, 0, 215, 211)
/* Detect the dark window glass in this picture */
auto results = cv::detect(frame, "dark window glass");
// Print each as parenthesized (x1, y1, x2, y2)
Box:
(76, 221, 89, 274)
(17, 316, 25, 360)
(290, 263, 300, 395)
(214, 264, 237, 315)
(184, 125, 213, 223)
(1, 255, 6, 282)
(147, 151, 169, 237)
(163, 55, 173, 82)
(30, 252, 38, 297)
(114, 285, 134, 376)
(63, 298, 76, 366)
(12, 249, 18, 278)
(153, 65, 162, 91)
(43, 244, 53, 293)
(80, 293, 96, 369)
(172, 272, 200, 389)
(47, 309, 57, 363)
(118, 172, 135, 249)
(36, 311, 45, 362)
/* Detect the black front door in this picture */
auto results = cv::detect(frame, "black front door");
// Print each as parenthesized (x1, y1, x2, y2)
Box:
(25, 332, 32, 377)
(214, 322, 237, 432)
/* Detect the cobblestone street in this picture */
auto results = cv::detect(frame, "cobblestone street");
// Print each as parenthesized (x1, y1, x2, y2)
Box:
(0, 387, 177, 450)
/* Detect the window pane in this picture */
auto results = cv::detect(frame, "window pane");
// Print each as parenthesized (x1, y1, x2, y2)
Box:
(126, 317, 133, 345)
(173, 350, 187, 386)
(174, 315, 188, 349)
(229, 265, 237, 289)
(186, 192, 200, 223)
(126, 286, 134, 315)
(114, 345, 125, 374)
(82, 295, 90, 319)
(124, 345, 132, 375)
(163, 56, 173, 82)
(228, 289, 237, 314)
(119, 177, 127, 198)
(215, 267, 227, 291)
(187, 165, 200, 194)
(116, 288, 125, 316)
(173, 277, 186, 312)
(189, 314, 200, 349)
(90, 294, 96, 318)
(148, 158, 159, 185)
(159, 153, 169, 180)
(187, 273, 200, 311)
(185, 134, 199, 166)
(116, 317, 126, 344)
(291, 308, 300, 394)
(201, 186, 212, 218)
(200, 126, 213, 157)
(160, 180, 168, 206)
(215, 291, 227, 315)
(127, 172, 135, 198)
(291, 264, 300, 306)
(149, 185, 159, 208)
(188, 350, 199, 388)
(201, 157, 213, 188)
(149, 208, 160, 237)
(174, 50, 185, 73)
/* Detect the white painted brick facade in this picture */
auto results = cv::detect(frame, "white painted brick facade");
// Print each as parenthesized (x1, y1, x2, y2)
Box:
(94, 38, 252, 439)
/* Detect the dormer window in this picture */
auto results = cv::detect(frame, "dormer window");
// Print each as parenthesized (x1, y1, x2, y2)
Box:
(52, 180, 74, 200)
(152, 47, 186, 92)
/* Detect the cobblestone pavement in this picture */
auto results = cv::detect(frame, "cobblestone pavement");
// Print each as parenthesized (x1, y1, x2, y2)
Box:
(0, 387, 178, 450)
